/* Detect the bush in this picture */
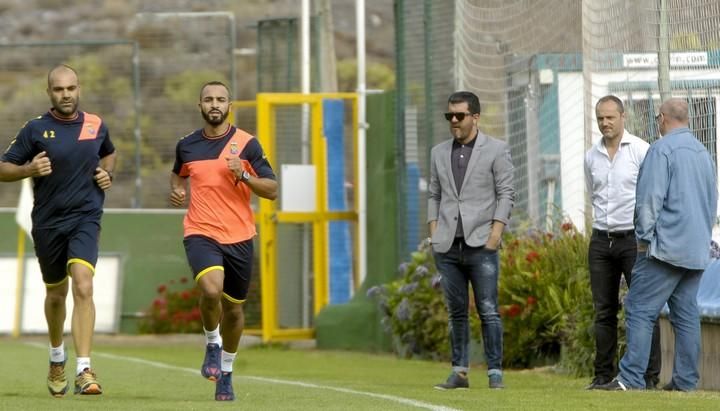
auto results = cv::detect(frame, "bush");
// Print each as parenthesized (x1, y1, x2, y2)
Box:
(367, 240, 466, 360)
(499, 223, 593, 374)
(369, 223, 598, 375)
(139, 277, 203, 334)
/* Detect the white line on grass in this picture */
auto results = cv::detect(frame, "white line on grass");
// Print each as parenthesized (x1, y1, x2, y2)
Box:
(25, 342, 459, 411)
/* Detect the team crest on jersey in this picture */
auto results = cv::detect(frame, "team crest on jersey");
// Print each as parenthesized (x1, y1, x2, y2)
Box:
(230, 142, 238, 155)
(86, 125, 96, 135)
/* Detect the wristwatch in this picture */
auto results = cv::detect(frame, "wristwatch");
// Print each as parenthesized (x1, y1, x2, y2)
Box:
(240, 170, 251, 182)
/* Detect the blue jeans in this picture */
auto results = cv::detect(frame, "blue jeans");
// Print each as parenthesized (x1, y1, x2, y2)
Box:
(434, 238, 503, 374)
(618, 254, 702, 390)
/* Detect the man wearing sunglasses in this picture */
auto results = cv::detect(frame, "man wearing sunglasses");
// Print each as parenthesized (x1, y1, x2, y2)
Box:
(428, 91, 515, 390)
(584, 95, 660, 390)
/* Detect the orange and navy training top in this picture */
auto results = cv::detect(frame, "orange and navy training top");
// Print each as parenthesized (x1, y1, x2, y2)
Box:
(172, 125, 275, 244)
(1, 110, 115, 229)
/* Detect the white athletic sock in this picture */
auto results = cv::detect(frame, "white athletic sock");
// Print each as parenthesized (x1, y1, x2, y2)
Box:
(204, 325, 222, 346)
(49, 342, 65, 363)
(221, 350, 236, 373)
(76, 357, 91, 375)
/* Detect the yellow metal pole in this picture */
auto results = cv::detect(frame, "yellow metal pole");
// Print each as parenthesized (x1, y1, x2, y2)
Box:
(12, 227, 25, 338)
(312, 99, 330, 314)
(256, 94, 277, 342)
(252, 93, 361, 339)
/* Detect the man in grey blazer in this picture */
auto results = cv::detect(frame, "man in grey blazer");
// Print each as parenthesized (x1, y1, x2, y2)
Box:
(428, 91, 515, 390)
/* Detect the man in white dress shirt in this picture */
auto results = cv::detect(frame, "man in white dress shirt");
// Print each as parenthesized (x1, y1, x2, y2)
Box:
(584, 95, 661, 389)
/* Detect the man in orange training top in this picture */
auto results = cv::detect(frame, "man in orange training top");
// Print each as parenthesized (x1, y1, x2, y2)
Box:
(170, 81, 277, 401)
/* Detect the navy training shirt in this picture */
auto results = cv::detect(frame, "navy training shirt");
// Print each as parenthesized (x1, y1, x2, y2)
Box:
(2, 110, 115, 229)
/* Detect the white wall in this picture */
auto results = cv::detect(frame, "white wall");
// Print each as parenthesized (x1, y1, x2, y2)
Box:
(558, 72, 587, 231)
(558, 68, 720, 230)
(0, 256, 122, 334)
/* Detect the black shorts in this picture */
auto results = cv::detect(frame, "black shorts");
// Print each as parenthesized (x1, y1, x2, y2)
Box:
(32, 219, 100, 287)
(183, 235, 253, 303)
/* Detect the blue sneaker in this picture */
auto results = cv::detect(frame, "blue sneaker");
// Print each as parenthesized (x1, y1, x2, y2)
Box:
(489, 373, 505, 389)
(215, 372, 235, 401)
(201, 343, 222, 381)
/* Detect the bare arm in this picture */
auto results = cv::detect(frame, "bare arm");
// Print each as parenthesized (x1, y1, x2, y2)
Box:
(226, 156, 278, 200)
(485, 220, 506, 250)
(169, 172, 188, 207)
(242, 175, 278, 200)
(0, 151, 52, 182)
(428, 220, 437, 237)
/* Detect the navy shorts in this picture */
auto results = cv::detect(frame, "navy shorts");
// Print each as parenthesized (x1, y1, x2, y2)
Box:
(183, 235, 253, 303)
(32, 219, 100, 287)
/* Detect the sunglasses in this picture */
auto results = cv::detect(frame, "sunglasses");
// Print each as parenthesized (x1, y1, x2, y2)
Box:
(444, 112, 472, 122)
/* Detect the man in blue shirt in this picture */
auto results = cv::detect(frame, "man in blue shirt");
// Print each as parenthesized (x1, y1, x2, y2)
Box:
(0, 65, 116, 397)
(599, 98, 717, 391)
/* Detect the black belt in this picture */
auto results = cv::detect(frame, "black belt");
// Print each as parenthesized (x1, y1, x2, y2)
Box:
(592, 228, 635, 239)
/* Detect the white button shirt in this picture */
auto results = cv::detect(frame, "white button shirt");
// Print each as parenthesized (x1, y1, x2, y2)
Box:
(585, 130, 649, 232)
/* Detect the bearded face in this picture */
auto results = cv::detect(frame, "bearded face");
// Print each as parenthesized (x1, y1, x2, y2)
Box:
(199, 84, 231, 126)
(201, 105, 229, 126)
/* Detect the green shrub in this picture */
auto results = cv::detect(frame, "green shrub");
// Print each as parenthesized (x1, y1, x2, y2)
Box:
(500, 223, 593, 374)
(370, 223, 599, 375)
(367, 240, 452, 360)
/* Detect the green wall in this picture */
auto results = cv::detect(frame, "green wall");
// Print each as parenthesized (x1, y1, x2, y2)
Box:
(315, 91, 399, 351)
(0, 210, 187, 334)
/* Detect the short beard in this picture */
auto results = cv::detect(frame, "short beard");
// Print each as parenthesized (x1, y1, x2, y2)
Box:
(52, 99, 78, 117)
(202, 109, 228, 126)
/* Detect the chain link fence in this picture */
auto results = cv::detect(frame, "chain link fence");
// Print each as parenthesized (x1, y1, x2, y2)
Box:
(0, 11, 239, 209)
(395, 0, 720, 249)
(0, 41, 139, 207)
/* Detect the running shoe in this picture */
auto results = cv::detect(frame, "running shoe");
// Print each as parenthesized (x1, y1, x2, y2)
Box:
(201, 343, 222, 381)
(74, 368, 102, 395)
(215, 371, 235, 401)
(47, 360, 69, 397)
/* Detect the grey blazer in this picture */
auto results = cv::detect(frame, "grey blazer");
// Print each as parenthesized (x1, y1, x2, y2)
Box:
(427, 131, 515, 253)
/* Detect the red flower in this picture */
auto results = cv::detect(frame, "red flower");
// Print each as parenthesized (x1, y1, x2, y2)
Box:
(153, 297, 167, 308)
(171, 311, 184, 324)
(181, 291, 191, 300)
(561, 222, 574, 232)
(180, 277, 189, 284)
(527, 296, 537, 305)
(507, 304, 522, 318)
(525, 251, 541, 263)
(156, 284, 167, 293)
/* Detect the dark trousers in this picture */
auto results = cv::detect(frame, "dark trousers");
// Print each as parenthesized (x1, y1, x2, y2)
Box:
(588, 231, 662, 386)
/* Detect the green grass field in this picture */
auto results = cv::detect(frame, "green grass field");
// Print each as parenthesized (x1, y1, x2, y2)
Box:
(1, 336, 719, 411)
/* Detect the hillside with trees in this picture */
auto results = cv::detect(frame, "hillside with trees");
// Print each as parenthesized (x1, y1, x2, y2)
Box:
(0, 0, 394, 207)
